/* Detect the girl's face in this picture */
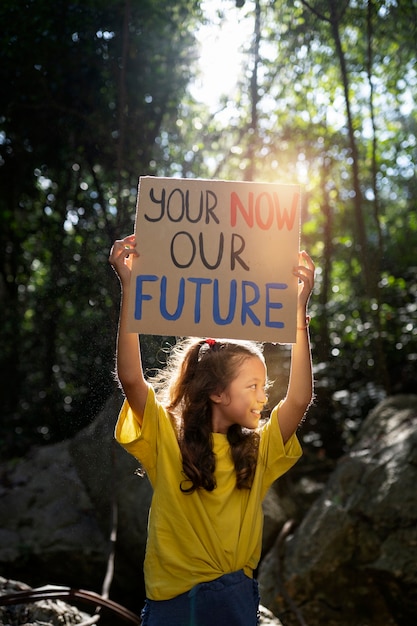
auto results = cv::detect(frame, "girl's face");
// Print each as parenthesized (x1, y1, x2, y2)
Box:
(210, 356, 268, 433)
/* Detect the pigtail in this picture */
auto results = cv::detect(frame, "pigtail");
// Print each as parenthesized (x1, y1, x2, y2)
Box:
(180, 418, 217, 493)
(168, 340, 217, 493)
(227, 424, 260, 489)
(166, 340, 204, 413)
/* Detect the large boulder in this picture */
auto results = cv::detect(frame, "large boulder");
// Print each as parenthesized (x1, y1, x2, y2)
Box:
(0, 393, 152, 612)
(258, 394, 417, 626)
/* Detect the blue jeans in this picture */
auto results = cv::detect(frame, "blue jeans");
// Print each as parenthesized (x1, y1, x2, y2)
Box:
(141, 570, 260, 626)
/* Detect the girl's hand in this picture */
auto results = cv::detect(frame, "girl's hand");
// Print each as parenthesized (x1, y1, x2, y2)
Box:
(293, 250, 315, 317)
(109, 234, 139, 286)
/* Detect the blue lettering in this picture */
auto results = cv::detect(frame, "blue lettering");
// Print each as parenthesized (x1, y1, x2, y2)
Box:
(135, 275, 289, 331)
(213, 279, 237, 325)
(241, 281, 261, 326)
(188, 277, 212, 322)
(265, 282, 287, 328)
(134, 275, 158, 319)
(160, 276, 185, 320)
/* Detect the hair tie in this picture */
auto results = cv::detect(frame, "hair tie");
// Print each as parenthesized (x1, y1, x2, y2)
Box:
(205, 338, 216, 348)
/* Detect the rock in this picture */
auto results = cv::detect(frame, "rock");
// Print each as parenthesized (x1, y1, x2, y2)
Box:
(262, 477, 298, 557)
(258, 394, 417, 626)
(0, 440, 109, 582)
(0, 393, 152, 612)
(258, 603, 283, 625)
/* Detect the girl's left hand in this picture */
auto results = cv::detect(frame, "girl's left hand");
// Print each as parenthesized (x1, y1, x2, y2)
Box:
(293, 250, 315, 310)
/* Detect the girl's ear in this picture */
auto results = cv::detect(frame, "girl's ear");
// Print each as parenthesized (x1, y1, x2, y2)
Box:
(210, 391, 223, 404)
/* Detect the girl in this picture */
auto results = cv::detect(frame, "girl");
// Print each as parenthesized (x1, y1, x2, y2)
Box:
(109, 234, 315, 626)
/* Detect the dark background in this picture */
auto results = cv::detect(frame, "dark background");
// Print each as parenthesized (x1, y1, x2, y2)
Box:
(1, 0, 416, 470)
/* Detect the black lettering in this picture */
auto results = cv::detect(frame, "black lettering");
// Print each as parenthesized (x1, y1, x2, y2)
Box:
(199, 232, 224, 270)
(231, 233, 250, 271)
(145, 187, 166, 222)
(185, 190, 204, 223)
(205, 190, 219, 224)
(170, 231, 196, 268)
(167, 188, 185, 222)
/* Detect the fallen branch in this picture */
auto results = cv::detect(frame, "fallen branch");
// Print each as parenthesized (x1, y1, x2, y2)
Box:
(0, 584, 141, 625)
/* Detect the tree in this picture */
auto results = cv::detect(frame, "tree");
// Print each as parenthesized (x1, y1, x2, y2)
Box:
(1, 0, 416, 461)
(188, 0, 417, 450)
(0, 0, 202, 456)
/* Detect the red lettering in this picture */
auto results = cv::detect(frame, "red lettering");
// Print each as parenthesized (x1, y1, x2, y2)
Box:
(230, 191, 254, 228)
(231, 190, 299, 231)
(273, 192, 298, 230)
(255, 192, 274, 230)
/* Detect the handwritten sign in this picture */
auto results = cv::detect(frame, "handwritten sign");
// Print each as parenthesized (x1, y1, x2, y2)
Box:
(127, 176, 301, 342)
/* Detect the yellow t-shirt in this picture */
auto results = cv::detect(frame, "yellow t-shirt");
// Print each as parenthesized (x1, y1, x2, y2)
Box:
(115, 386, 302, 601)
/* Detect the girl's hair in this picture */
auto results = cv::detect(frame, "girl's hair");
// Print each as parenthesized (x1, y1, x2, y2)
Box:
(151, 337, 266, 494)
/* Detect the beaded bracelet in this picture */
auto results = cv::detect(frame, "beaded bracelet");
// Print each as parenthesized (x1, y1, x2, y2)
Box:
(297, 315, 311, 330)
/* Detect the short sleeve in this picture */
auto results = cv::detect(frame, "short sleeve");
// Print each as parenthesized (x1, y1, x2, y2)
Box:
(114, 387, 162, 473)
(258, 402, 302, 494)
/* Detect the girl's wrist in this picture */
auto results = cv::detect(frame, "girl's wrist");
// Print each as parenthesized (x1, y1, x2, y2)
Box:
(297, 315, 311, 330)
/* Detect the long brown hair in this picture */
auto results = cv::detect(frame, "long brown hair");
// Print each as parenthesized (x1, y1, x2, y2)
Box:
(152, 337, 266, 493)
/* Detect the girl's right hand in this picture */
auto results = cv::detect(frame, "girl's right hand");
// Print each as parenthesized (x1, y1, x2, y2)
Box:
(108, 234, 139, 286)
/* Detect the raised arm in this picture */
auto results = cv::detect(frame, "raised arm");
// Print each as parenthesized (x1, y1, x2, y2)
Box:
(277, 250, 315, 444)
(109, 234, 149, 425)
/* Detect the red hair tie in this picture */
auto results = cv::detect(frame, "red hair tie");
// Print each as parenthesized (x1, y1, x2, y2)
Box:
(205, 338, 216, 348)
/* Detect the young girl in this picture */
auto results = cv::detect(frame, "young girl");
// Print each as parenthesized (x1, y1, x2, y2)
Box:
(109, 234, 315, 626)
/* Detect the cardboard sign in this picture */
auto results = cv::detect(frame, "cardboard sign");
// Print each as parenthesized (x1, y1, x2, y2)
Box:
(127, 176, 301, 342)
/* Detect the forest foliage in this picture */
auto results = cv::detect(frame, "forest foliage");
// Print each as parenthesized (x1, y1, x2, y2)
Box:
(1, 0, 416, 460)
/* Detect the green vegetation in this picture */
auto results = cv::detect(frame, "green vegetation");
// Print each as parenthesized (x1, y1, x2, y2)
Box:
(1, 0, 416, 459)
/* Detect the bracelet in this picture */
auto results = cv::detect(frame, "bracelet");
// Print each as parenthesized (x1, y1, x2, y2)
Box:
(297, 315, 311, 330)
